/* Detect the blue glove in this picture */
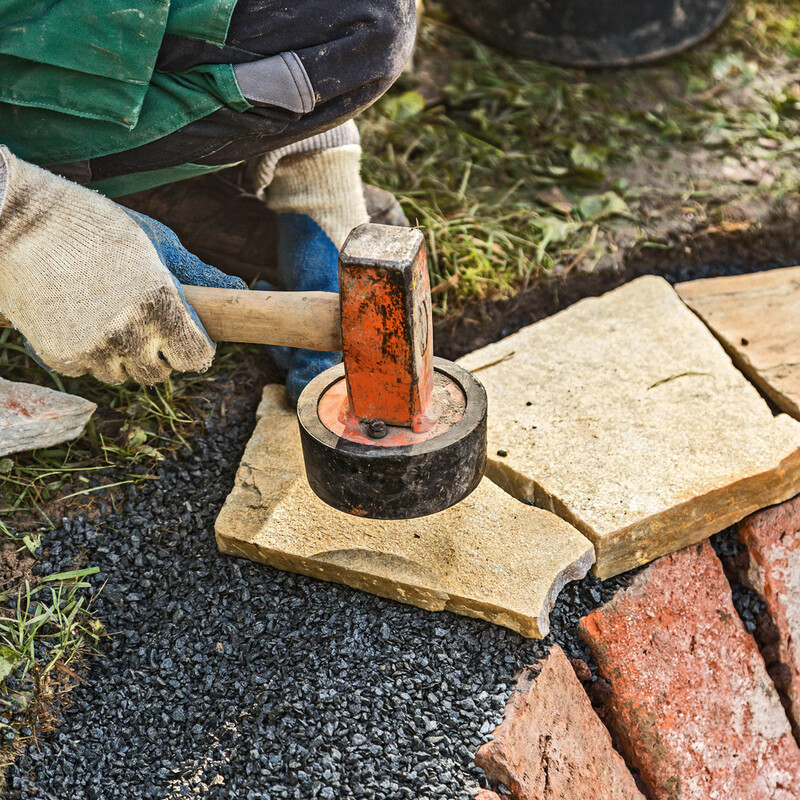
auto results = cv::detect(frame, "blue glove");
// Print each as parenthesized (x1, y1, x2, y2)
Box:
(121, 209, 248, 350)
(124, 209, 247, 291)
(256, 213, 342, 407)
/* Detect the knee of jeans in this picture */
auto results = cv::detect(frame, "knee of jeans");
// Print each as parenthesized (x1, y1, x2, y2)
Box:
(360, 0, 418, 97)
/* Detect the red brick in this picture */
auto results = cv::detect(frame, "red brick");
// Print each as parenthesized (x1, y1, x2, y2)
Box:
(579, 540, 800, 800)
(739, 494, 800, 730)
(474, 645, 643, 800)
(474, 792, 502, 800)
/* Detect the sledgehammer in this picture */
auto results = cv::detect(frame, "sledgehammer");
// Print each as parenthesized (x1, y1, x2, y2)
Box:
(0, 223, 488, 520)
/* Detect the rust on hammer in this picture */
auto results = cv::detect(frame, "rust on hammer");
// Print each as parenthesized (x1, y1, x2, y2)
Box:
(338, 223, 433, 430)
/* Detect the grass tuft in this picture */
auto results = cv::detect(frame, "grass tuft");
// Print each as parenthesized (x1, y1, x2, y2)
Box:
(0, 541, 103, 789)
(360, 0, 800, 310)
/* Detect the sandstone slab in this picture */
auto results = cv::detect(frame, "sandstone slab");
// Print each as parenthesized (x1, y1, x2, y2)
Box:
(579, 540, 800, 800)
(739, 494, 800, 731)
(677, 266, 800, 418)
(0, 378, 96, 457)
(458, 275, 800, 578)
(215, 385, 595, 638)
(474, 645, 644, 800)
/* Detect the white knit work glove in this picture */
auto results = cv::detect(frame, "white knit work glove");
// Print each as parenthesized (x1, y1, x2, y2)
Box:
(0, 147, 241, 385)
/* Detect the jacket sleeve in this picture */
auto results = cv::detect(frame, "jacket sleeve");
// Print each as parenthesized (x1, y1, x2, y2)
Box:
(0, 0, 172, 128)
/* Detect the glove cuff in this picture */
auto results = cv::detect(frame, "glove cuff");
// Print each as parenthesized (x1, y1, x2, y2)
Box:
(266, 143, 370, 249)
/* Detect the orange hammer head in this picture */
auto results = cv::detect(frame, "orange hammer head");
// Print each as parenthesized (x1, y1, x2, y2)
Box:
(338, 224, 433, 431)
(296, 223, 487, 519)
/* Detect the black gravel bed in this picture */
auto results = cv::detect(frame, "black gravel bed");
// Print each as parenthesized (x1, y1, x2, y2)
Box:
(710, 527, 767, 636)
(4, 386, 637, 800)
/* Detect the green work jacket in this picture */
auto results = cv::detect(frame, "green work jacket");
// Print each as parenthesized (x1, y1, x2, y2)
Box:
(0, 0, 251, 193)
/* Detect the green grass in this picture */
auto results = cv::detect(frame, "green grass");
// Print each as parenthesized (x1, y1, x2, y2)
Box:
(0, 333, 256, 522)
(0, 539, 103, 788)
(360, 0, 800, 312)
(0, 566, 101, 687)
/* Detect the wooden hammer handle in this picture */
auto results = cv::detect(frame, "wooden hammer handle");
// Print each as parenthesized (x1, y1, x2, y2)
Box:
(182, 286, 341, 350)
(0, 286, 343, 352)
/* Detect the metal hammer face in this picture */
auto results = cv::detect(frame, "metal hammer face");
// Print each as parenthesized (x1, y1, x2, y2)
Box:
(338, 224, 433, 431)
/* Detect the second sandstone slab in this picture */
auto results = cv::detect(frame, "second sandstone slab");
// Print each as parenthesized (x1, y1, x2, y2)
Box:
(677, 266, 800, 419)
(215, 386, 594, 638)
(459, 275, 800, 579)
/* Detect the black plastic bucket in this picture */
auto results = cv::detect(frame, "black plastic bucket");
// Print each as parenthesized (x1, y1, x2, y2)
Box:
(442, 0, 735, 67)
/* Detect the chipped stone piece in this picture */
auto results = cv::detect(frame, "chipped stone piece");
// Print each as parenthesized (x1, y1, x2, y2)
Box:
(0, 377, 96, 457)
(475, 645, 644, 800)
(459, 275, 800, 578)
(215, 386, 595, 638)
(739, 494, 800, 731)
(677, 266, 800, 419)
(579, 541, 800, 800)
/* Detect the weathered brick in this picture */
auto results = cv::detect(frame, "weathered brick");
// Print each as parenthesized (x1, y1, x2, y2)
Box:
(474, 645, 643, 800)
(579, 540, 800, 800)
(739, 494, 800, 731)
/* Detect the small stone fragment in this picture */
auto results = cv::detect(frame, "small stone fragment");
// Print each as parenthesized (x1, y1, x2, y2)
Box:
(587, 676, 613, 706)
(458, 275, 800, 578)
(0, 378, 96, 457)
(579, 540, 800, 800)
(474, 645, 644, 800)
(677, 266, 800, 419)
(739, 494, 800, 730)
(215, 386, 595, 638)
(763, 642, 782, 664)
(755, 610, 781, 646)
(570, 657, 592, 682)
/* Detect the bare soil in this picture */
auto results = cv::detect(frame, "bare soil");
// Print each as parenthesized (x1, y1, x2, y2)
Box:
(0, 545, 35, 594)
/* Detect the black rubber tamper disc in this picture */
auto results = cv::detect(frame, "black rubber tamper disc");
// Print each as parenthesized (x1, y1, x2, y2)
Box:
(297, 358, 488, 520)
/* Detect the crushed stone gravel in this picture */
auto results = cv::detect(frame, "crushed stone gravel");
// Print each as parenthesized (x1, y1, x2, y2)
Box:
(710, 527, 767, 635)
(3, 385, 637, 800)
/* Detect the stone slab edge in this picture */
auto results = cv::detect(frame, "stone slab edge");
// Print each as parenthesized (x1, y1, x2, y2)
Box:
(487, 446, 800, 580)
(0, 378, 96, 457)
(676, 267, 800, 420)
(216, 385, 596, 639)
(217, 518, 592, 639)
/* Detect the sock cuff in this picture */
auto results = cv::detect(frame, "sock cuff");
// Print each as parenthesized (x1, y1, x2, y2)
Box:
(251, 120, 361, 196)
(267, 144, 369, 248)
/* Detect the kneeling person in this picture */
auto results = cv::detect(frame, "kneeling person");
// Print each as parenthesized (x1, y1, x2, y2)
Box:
(0, 0, 416, 404)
